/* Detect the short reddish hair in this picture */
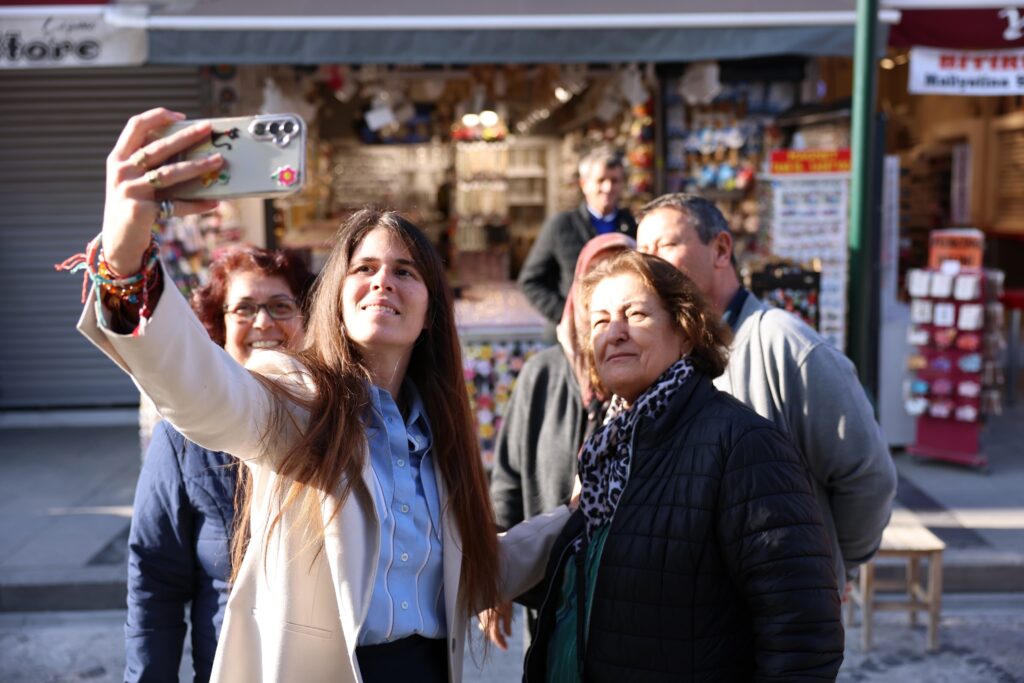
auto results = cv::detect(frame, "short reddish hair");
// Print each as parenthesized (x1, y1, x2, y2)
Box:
(190, 246, 314, 347)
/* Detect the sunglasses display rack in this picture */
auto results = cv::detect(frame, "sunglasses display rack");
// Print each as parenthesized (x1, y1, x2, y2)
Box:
(904, 265, 1006, 469)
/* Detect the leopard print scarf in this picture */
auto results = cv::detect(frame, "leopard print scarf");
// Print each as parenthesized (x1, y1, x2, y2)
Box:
(577, 357, 695, 539)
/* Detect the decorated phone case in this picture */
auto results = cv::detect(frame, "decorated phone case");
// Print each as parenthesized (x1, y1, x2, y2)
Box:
(160, 114, 306, 200)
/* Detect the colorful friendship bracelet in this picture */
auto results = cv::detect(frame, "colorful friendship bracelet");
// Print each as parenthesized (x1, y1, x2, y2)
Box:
(94, 243, 160, 305)
(55, 231, 162, 307)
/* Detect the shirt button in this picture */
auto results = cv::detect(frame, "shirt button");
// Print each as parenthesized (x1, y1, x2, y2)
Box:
(397, 459, 405, 467)
(400, 504, 409, 513)
(401, 552, 409, 562)
(401, 601, 409, 610)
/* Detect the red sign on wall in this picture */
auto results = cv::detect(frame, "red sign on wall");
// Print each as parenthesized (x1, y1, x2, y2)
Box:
(769, 149, 851, 175)
(927, 228, 984, 271)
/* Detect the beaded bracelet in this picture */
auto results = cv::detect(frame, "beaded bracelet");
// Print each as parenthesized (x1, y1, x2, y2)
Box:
(91, 237, 159, 300)
(56, 233, 162, 319)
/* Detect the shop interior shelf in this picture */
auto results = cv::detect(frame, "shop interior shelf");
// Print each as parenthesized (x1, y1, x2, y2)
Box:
(507, 195, 546, 206)
(506, 168, 547, 179)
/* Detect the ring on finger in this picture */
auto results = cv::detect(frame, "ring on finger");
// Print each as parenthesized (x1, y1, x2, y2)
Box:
(129, 149, 149, 169)
(157, 199, 175, 221)
(145, 169, 162, 188)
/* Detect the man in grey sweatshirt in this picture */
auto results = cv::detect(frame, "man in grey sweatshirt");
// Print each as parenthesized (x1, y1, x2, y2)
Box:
(637, 193, 898, 584)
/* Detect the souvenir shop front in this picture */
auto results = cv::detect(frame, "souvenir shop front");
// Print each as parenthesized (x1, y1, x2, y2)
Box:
(132, 14, 880, 462)
(870, 4, 1023, 464)
(2, 3, 895, 447)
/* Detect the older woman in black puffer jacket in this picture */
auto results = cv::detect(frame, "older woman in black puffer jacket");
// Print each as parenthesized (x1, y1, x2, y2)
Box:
(525, 251, 843, 683)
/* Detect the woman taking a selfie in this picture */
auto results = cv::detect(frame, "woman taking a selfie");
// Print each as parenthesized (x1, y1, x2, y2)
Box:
(77, 108, 568, 683)
(525, 251, 843, 682)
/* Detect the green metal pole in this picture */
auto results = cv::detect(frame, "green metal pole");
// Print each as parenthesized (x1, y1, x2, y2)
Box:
(848, 0, 879, 397)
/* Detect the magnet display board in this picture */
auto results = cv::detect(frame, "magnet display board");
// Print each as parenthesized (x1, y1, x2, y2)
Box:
(766, 149, 850, 350)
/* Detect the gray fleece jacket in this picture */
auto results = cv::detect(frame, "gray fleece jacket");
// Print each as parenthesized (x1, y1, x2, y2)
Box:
(715, 292, 898, 580)
(489, 346, 589, 531)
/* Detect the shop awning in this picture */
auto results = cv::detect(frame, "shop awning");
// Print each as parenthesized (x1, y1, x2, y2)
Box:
(102, 0, 901, 64)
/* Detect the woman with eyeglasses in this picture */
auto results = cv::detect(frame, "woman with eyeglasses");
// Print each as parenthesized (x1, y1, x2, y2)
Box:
(125, 246, 313, 683)
(77, 108, 568, 683)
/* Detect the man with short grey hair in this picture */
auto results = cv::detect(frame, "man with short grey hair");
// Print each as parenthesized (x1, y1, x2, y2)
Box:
(637, 192, 897, 584)
(518, 147, 636, 341)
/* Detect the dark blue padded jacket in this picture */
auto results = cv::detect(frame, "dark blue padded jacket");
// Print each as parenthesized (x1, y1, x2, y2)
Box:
(125, 420, 237, 683)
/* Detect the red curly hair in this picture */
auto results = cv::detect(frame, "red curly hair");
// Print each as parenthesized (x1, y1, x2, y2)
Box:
(190, 246, 314, 346)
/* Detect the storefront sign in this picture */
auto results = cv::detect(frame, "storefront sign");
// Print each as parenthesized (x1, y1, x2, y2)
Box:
(0, 11, 146, 68)
(908, 46, 1024, 96)
(769, 149, 850, 174)
(927, 228, 984, 271)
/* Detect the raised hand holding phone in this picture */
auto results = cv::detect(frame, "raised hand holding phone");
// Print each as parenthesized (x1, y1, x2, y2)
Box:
(101, 108, 222, 275)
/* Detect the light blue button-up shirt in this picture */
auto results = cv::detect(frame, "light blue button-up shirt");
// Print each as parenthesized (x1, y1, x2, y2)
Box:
(360, 382, 446, 645)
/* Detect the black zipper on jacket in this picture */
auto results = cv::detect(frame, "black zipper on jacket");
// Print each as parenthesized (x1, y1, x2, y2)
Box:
(574, 536, 588, 677)
(523, 529, 584, 681)
(524, 415, 647, 681)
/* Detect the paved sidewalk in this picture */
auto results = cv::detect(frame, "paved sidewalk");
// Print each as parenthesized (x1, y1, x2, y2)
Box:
(890, 400, 1024, 592)
(1, 403, 1022, 612)
(3, 595, 1024, 682)
(0, 424, 137, 611)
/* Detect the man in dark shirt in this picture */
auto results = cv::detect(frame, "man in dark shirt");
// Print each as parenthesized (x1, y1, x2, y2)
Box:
(517, 148, 637, 341)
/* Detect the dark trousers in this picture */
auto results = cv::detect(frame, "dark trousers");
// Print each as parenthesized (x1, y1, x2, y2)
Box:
(356, 635, 448, 683)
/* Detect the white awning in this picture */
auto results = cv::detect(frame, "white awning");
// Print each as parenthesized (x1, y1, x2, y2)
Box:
(105, 0, 901, 30)
(87, 0, 901, 64)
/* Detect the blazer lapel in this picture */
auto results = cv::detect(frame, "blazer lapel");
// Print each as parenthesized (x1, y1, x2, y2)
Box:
(433, 456, 462, 637)
(323, 465, 380, 653)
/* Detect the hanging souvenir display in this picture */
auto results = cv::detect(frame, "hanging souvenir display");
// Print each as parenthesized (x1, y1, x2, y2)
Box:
(661, 71, 805, 276)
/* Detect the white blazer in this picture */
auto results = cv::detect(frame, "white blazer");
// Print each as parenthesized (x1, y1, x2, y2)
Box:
(79, 278, 569, 683)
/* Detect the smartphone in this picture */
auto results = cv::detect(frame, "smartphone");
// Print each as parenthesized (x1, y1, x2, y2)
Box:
(158, 113, 306, 200)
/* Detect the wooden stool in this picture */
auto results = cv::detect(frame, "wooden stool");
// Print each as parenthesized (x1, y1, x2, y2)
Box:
(846, 517, 946, 652)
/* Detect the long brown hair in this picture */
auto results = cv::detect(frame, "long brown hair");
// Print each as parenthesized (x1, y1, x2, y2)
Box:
(231, 209, 500, 618)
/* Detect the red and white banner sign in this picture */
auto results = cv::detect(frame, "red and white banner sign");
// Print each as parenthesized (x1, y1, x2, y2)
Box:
(909, 46, 1024, 96)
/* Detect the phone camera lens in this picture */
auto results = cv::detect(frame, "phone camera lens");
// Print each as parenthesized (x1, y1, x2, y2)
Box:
(253, 122, 267, 136)
(283, 121, 296, 134)
(269, 122, 280, 135)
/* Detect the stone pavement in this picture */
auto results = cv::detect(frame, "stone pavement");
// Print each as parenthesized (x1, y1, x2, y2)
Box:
(837, 593, 1024, 683)
(2, 595, 1023, 682)
(0, 402, 1023, 613)
(0, 419, 137, 612)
